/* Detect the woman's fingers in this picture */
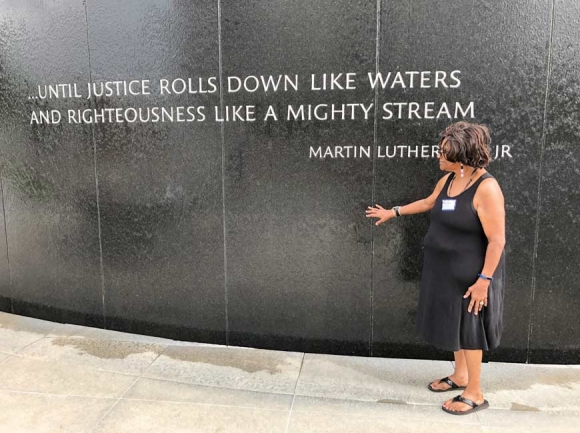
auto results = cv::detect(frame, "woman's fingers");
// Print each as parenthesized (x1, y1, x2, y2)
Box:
(477, 298, 488, 314)
(469, 297, 485, 315)
(365, 206, 393, 224)
(474, 299, 481, 315)
(375, 216, 387, 226)
(464, 283, 488, 315)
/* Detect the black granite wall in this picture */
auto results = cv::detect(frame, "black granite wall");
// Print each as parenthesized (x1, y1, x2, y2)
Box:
(0, 0, 578, 364)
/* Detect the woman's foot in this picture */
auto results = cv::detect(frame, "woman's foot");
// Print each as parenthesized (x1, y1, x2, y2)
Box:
(443, 391, 485, 413)
(429, 374, 468, 391)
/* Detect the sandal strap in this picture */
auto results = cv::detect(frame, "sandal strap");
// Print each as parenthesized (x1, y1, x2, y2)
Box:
(440, 377, 459, 389)
(453, 395, 478, 408)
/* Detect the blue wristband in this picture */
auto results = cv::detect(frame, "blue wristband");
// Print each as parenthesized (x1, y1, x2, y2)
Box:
(478, 273, 493, 281)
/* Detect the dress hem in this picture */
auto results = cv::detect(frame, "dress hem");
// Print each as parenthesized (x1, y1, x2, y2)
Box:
(417, 336, 501, 352)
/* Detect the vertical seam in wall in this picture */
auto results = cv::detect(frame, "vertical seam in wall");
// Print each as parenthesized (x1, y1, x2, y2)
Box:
(527, 0, 556, 364)
(0, 174, 12, 313)
(217, 0, 229, 346)
(370, 0, 382, 357)
(84, 0, 107, 329)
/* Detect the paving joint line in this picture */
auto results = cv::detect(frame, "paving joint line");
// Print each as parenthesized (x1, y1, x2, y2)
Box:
(9, 335, 48, 355)
(293, 393, 443, 407)
(91, 396, 291, 411)
(0, 389, 118, 400)
(287, 407, 481, 426)
(283, 352, 306, 433)
(83, 377, 140, 433)
(0, 389, 290, 412)
(83, 344, 169, 433)
(128, 373, 295, 397)
(1, 351, 149, 378)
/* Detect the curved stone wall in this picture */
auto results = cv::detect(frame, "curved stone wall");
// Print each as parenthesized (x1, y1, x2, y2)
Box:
(0, 0, 578, 364)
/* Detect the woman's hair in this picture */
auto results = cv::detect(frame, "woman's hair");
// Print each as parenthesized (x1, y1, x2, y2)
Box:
(439, 121, 491, 168)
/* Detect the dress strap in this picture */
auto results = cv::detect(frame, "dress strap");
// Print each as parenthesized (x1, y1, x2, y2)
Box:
(437, 173, 456, 199)
(461, 172, 494, 199)
(471, 172, 494, 190)
(443, 173, 455, 190)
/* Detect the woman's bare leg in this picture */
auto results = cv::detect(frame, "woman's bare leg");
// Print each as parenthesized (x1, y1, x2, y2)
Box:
(443, 349, 485, 411)
(429, 350, 469, 390)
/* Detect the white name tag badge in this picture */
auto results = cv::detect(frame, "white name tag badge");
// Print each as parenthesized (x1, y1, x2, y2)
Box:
(442, 199, 457, 211)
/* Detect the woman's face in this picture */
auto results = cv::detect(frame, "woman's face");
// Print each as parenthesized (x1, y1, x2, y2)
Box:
(438, 138, 458, 172)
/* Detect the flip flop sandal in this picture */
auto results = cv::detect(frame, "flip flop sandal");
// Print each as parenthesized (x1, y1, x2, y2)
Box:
(442, 395, 490, 415)
(427, 376, 466, 393)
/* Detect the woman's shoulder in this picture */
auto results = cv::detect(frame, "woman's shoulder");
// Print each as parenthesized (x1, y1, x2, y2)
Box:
(475, 171, 503, 197)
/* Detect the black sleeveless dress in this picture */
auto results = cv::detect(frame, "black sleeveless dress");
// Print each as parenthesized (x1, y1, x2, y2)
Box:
(416, 172, 505, 351)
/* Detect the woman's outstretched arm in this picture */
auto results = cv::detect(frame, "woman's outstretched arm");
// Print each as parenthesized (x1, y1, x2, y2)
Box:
(366, 173, 451, 225)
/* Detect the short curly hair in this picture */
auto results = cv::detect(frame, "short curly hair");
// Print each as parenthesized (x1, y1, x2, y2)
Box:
(439, 121, 491, 168)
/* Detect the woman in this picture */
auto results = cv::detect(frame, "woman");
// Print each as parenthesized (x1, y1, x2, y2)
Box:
(366, 121, 505, 415)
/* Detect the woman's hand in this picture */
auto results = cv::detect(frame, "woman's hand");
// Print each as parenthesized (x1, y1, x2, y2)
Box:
(464, 279, 490, 315)
(365, 205, 395, 226)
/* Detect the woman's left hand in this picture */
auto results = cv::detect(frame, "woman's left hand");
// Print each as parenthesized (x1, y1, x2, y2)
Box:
(463, 280, 490, 315)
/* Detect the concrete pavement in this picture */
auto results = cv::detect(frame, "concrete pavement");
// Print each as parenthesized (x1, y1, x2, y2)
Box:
(1, 311, 579, 433)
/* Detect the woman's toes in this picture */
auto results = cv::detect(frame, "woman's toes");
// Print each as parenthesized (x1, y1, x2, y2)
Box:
(430, 380, 449, 391)
(430, 380, 441, 390)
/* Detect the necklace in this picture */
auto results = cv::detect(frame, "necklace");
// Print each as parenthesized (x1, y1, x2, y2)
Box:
(449, 168, 478, 195)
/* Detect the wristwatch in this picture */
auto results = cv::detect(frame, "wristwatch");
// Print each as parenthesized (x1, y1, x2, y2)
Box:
(393, 206, 401, 217)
